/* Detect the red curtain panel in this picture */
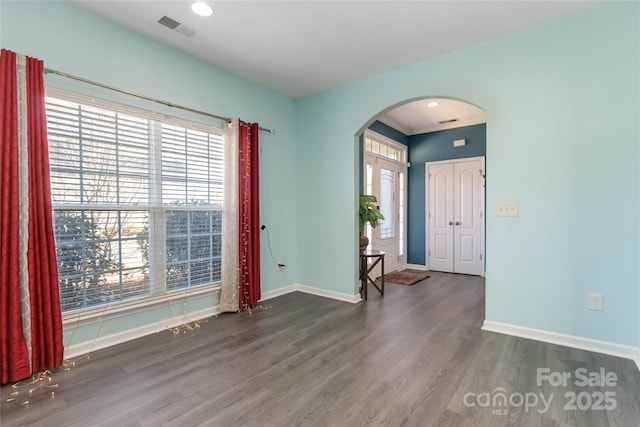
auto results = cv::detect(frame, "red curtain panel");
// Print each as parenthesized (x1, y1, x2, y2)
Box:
(237, 121, 261, 309)
(0, 49, 63, 384)
(0, 49, 31, 383)
(25, 55, 64, 375)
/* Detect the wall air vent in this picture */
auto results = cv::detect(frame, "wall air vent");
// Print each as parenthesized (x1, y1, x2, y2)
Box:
(438, 118, 460, 125)
(158, 16, 197, 38)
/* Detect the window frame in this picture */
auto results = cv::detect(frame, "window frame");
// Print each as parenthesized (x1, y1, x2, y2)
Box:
(46, 87, 224, 322)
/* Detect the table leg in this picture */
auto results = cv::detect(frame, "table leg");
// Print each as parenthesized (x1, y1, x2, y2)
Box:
(381, 255, 384, 296)
(360, 256, 367, 300)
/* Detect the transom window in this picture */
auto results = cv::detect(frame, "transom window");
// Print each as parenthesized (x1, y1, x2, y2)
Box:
(46, 91, 224, 313)
(365, 136, 402, 161)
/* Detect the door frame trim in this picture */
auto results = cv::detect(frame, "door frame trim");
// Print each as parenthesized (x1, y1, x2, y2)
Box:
(425, 156, 485, 273)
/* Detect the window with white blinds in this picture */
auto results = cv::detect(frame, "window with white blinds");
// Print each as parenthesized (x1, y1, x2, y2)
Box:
(46, 93, 224, 313)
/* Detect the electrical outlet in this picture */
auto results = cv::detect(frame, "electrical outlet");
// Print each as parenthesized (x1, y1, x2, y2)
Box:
(588, 293, 603, 311)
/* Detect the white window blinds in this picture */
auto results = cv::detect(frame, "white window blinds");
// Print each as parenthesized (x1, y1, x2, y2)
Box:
(46, 92, 224, 313)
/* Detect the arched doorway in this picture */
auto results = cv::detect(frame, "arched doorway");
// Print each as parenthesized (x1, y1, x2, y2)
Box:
(357, 96, 486, 276)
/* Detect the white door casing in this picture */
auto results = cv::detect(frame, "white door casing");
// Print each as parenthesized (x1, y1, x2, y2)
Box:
(427, 157, 484, 275)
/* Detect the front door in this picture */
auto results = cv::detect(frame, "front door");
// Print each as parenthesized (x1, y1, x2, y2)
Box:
(427, 157, 484, 275)
(363, 132, 407, 275)
(374, 158, 401, 273)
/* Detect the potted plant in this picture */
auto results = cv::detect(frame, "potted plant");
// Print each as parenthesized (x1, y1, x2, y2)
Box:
(359, 194, 385, 253)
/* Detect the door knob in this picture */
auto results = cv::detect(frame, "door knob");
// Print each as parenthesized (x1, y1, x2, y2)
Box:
(455, 221, 460, 225)
(448, 221, 453, 225)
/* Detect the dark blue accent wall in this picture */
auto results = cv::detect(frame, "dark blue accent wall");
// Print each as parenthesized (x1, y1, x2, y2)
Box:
(407, 123, 486, 265)
(368, 120, 410, 145)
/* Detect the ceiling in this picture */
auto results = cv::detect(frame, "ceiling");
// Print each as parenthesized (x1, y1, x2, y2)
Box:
(379, 98, 487, 135)
(70, 0, 604, 133)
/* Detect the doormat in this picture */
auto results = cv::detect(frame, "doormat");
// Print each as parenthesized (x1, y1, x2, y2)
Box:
(376, 270, 430, 286)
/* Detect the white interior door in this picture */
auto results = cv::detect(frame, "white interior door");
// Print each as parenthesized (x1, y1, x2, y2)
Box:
(427, 157, 484, 275)
(428, 163, 454, 272)
(453, 159, 484, 275)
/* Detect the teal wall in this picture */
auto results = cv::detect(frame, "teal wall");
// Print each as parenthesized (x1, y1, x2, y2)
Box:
(297, 2, 639, 347)
(0, 1, 298, 348)
(407, 124, 487, 265)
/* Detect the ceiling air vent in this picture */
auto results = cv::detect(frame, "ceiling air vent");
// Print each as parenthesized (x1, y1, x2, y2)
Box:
(437, 118, 460, 125)
(158, 16, 197, 38)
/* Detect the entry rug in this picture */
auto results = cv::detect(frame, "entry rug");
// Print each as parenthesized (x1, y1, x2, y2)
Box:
(376, 270, 430, 286)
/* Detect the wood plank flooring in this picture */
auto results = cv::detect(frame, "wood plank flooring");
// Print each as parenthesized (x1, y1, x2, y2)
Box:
(2, 272, 639, 426)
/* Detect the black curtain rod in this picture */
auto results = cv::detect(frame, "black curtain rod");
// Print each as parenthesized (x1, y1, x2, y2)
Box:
(44, 67, 276, 135)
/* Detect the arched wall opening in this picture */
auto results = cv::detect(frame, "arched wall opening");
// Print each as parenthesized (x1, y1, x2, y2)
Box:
(355, 96, 487, 276)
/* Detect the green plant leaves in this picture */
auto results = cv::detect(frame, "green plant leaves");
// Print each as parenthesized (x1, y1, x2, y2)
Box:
(359, 194, 385, 235)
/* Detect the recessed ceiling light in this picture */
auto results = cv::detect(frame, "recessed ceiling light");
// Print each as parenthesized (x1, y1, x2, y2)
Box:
(191, 2, 213, 17)
(427, 101, 439, 108)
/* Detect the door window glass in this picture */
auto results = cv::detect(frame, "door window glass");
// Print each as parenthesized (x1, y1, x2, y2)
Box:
(379, 168, 395, 239)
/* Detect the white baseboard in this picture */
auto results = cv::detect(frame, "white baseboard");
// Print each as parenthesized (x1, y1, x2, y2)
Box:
(295, 284, 362, 303)
(406, 264, 428, 271)
(259, 285, 298, 302)
(64, 306, 219, 360)
(482, 320, 640, 372)
(260, 283, 361, 304)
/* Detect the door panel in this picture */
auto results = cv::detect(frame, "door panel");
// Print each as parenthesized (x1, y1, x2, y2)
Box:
(434, 235, 449, 259)
(453, 159, 483, 275)
(376, 160, 400, 273)
(376, 166, 396, 273)
(428, 163, 454, 272)
(459, 235, 474, 262)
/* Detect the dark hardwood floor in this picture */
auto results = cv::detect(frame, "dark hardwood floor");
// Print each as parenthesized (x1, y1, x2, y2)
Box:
(2, 272, 639, 426)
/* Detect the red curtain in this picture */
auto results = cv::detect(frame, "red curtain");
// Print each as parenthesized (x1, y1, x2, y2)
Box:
(237, 121, 260, 309)
(0, 49, 64, 384)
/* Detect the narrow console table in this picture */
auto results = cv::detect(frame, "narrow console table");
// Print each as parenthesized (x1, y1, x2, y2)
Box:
(359, 250, 385, 300)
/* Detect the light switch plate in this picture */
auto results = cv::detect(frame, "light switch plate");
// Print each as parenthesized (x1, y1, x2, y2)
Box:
(496, 202, 518, 217)
(588, 293, 604, 311)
